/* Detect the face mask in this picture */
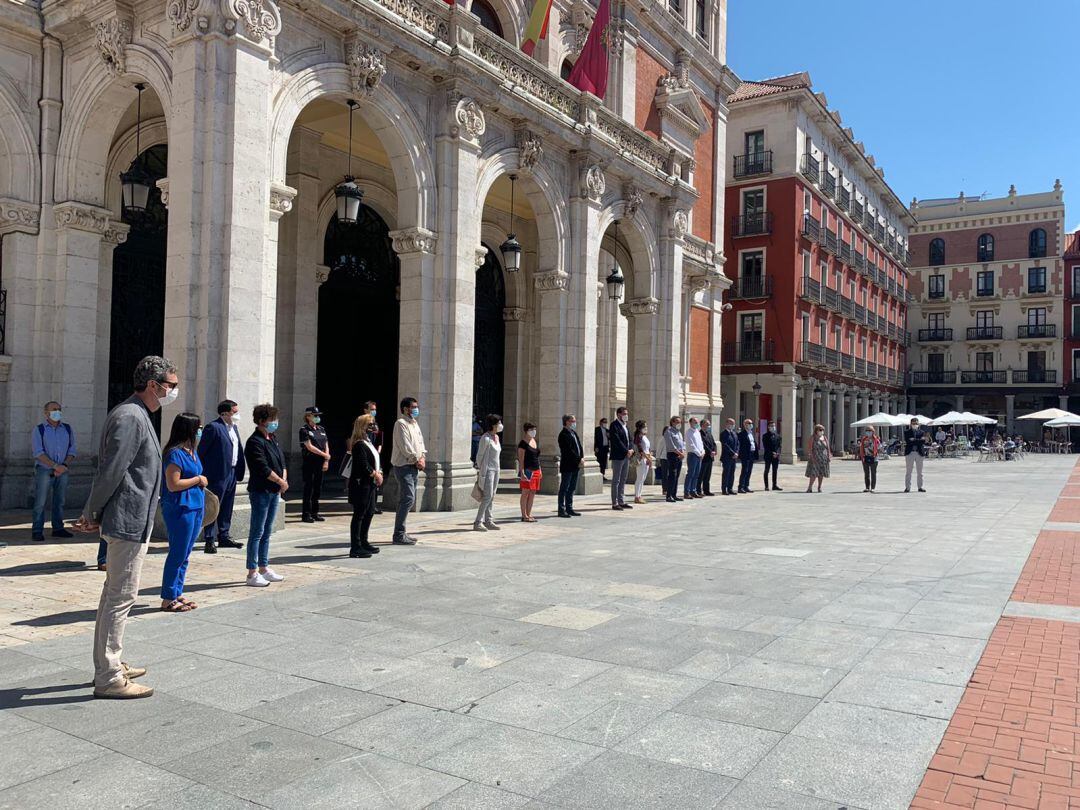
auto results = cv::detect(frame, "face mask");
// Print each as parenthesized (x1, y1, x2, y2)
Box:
(196, 428, 203, 442)
(620, 414, 627, 422)
(266, 421, 279, 433)
(769, 426, 776, 433)
(370, 410, 377, 418)
(865, 430, 873, 436)
(410, 408, 420, 419)
(49, 410, 62, 422)
(496, 423, 504, 433)
(157, 384, 178, 407)
(569, 422, 577, 429)
(690, 424, 699, 431)
(528, 429, 537, 438)
(313, 416, 321, 424)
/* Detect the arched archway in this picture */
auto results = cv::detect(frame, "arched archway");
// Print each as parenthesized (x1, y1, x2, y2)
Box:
(472, 244, 506, 422)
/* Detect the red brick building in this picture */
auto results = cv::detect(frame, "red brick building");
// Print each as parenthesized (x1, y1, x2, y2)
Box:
(1065, 229, 1080, 407)
(720, 74, 914, 460)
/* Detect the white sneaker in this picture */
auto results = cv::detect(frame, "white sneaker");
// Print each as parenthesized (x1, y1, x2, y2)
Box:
(246, 573, 270, 587)
(261, 568, 284, 583)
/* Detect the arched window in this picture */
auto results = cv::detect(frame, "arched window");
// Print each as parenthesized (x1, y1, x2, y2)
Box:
(1029, 228, 1047, 259)
(560, 59, 574, 81)
(929, 238, 945, 266)
(977, 233, 994, 262)
(470, 0, 503, 37)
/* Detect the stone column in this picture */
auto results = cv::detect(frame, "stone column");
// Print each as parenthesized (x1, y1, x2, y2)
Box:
(955, 395, 964, 412)
(1006, 394, 1015, 434)
(534, 270, 572, 495)
(821, 388, 833, 448)
(833, 388, 847, 455)
(502, 305, 528, 466)
(653, 202, 688, 425)
(778, 376, 797, 464)
(595, 255, 614, 421)
(800, 382, 815, 458)
(623, 295, 660, 482)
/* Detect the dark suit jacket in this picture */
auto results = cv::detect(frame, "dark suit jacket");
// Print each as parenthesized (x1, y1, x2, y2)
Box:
(197, 417, 246, 486)
(701, 430, 717, 458)
(761, 430, 782, 459)
(904, 427, 928, 456)
(593, 425, 609, 453)
(719, 429, 739, 462)
(608, 419, 631, 461)
(347, 441, 379, 504)
(737, 429, 758, 462)
(559, 428, 584, 473)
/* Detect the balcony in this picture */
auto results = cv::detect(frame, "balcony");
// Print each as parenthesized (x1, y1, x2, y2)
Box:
(821, 173, 837, 198)
(801, 216, 820, 241)
(1025, 283, 1048, 296)
(837, 187, 851, 211)
(850, 200, 864, 222)
(911, 370, 957, 385)
(928, 288, 946, 300)
(961, 370, 1007, 384)
(732, 212, 772, 237)
(799, 275, 822, 303)
(853, 251, 866, 272)
(800, 341, 824, 366)
(854, 303, 866, 324)
(729, 276, 773, 299)
(822, 286, 839, 311)
(838, 242, 852, 264)
(733, 151, 773, 178)
(1017, 324, 1056, 339)
(918, 328, 953, 342)
(820, 229, 838, 255)
(801, 154, 820, 184)
(1012, 369, 1057, 384)
(966, 326, 1003, 340)
(723, 340, 774, 364)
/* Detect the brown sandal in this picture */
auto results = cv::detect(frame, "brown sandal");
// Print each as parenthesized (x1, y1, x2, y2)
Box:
(160, 599, 193, 613)
(176, 596, 198, 609)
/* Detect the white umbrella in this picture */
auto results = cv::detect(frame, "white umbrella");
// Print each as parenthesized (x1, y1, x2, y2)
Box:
(931, 411, 968, 426)
(961, 411, 997, 425)
(850, 412, 897, 428)
(1019, 408, 1079, 421)
(1046, 415, 1080, 428)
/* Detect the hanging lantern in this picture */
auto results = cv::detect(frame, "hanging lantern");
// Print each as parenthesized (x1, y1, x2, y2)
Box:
(499, 174, 521, 273)
(119, 84, 152, 216)
(606, 218, 624, 300)
(334, 100, 364, 225)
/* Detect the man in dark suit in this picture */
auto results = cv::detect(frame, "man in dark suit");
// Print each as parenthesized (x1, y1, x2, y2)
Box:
(761, 420, 782, 491)
(903, 417, 928, 493)
(737, 419, 758, 493)
(719, 418, 739, 495)
(558, 414, 584, 517)
(698, 420, 717, 496)
(197, 399, 246, 554)
(593, 419, 609, 480)
(608, 407, 632, 510)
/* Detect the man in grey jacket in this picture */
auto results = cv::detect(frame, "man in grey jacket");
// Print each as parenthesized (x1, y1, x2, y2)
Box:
(74, 356, 179, 699)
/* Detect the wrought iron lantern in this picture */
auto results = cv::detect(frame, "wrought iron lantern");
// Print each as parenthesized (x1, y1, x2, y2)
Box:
(499, 174, 522, 273)
(119, 84, 152, 216)
(605, 218, 624, 301)
(334, 100, 364, 225)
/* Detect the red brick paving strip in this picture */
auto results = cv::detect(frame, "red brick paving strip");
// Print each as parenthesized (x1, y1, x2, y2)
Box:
(910, 461, 1080, 809)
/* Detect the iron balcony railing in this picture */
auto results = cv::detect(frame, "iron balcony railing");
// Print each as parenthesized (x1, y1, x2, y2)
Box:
(851, 200, 864, 222)
(875, 222, 885, 241)
(838, 242, 852, 264)
(918, 328, 953, 342)
(800, 275, 822, 303)
(928, 287, 946, 300)
(837, 187, 851, 211)
(733, 150, 773, 178)
(911, 370, 956, 385)
(961, 370, 1007, 384)
(854, 357, 867, 376)
(966, 326, 1003, 340)
(723, 340, 774, 364)
(841, 353, 855, 372)
(800, 341, 824, 365)
(854, 303, 866, 324)
(1026, 283, 1047, 295)
(820, 229, 838, 254)
(801, 216, 820, 241)
(1017, 324, 1056, 339)
(821, 173, 837, 198)
(853, 251, 866, 272)
(866, 312, 877, 331)
(1012, 369, 1057, 384)
(729, 276, 773, 299)
(732, 212, 772, 237)
(840, 295, 854, 317)
(823, 346, 839, 368)
(800, 154, 820, 183)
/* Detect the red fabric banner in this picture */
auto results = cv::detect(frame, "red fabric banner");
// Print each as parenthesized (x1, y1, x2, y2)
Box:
(567, 0, 610, 99)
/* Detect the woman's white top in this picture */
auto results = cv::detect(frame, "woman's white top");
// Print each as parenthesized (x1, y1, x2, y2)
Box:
(636, 435, 651, 458)
(476, 433, 501, 473)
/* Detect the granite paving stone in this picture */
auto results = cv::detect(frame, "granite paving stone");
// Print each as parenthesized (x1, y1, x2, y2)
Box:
(555, 699, 667, 747)
(674, 682, 820, 733)
(717, 656, 847, 698)
(487, 650, 612, 688)
(242, 683, 398, 736)
(428, 781, 533, 809)
(466, 681, 612, 733)
(326, 702, 497, 764)
(825, 671, 965, 719)
(0, 725, 109, 790)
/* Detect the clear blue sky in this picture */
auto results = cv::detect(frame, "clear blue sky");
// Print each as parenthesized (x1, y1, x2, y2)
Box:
(727, 0, 1080, 231)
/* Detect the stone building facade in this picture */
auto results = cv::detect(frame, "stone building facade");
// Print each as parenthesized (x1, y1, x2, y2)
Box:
(907, 184, 1067, 435)
(719, 73, 914, 461)
(0, 0, 736, 510)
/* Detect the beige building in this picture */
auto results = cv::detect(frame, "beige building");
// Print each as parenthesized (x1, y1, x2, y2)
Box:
(906, 184, 1067, 434)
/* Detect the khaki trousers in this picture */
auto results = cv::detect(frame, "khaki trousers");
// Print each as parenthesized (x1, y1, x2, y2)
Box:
(93, 536, 148, 688)
(904, 453, 925, 490)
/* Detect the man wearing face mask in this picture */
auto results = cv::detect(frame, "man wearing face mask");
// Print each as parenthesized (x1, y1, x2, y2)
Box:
(197, 399, 246, 554)
(74, 355, 179, 699)
(608, 407, 632, 510)
(719, 418, 739, 495)
(737, 419, 758, 494)
(31, 401, 77, 542)
(761, 421, 782, 491)
(391, 397, 426, 544)
(299, 406, 330, 523)
(698, 419, 717, 497)
(557, 414, 584, 517)
(903, 418, 928, 493)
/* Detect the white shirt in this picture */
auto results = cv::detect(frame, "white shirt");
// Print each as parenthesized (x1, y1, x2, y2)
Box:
(637, 435, 651, 457)
(687, 427, 705, 457)
(747, 431, 756, 452)
(226, 420, 239, 467)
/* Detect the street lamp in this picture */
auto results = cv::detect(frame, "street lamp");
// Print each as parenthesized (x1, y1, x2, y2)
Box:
(334, 100, 364, 225)
(606, 218, 624, 301)
(119, 83, 152, 217)
(499, 174, 522, 273)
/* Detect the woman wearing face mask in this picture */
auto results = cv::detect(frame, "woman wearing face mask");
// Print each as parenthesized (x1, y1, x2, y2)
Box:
(858, 426, 881, 493)
(804, 423, 831, 493)
(347, 414, 382, 558)
(517, 422, 541, 522)
(632, 420, 652, 504)
(159, 413, 207, 612)
(474, 414, 503, 531)
(243, 404, 288, 587)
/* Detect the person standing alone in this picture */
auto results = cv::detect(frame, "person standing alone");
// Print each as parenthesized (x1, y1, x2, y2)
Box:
(557, 415, 583, 517)
(391, 397, 426, 544)
(74, 355, 179, 699)
(903, 418, 928, 493)
(608, 407, 632, 510)
(761, 421, 782, 491)
(299, 407, 330, 523)
(31, 401, 76, 541)
(197, 399, 245, 554)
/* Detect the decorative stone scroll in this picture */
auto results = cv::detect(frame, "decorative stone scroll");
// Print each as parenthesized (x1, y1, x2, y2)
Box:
(581, 164, 605, 201)
(223, 0, 282, 45)
(533, 269, 570, 292)
(167, 0, 202, 33)
(474, 246, 488, 269)
(620, 296, 659, 317)
(269, 182, 296, 220)
(389, 227, 437, 255)
(0, 198, 40, 235)
(448, 95, 486, 142)
(156, 178, 170, 208)
(315, 264, 330, 284)
(54, 202, 114, 234)
(95, 17, 132, 76)
(346, 40, 386, 97)
(502, 307, 526, 322)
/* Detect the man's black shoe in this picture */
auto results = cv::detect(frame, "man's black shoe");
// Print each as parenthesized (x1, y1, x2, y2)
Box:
(31, 533, 44, 542)
(204, 542, 217, 554)
(313, 515, 326, 522)
(705, 492, 716, 497)
(569, 510, 582, 517)
(374, 507, 383, 515)
(773, 486, 783, 491)
(217, 538, 243, 549)
(349, 549, 372, 558)
(558, 510, 571, 518)
(621, 503, 632, 509)
(302, 516, 316, 524)
(52, 529, 74, 538)
(612, 505, 623, 511)
(918, 488, 926, 493)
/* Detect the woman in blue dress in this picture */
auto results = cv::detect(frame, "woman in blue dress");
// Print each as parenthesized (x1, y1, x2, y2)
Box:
(159, 413, 207, 612)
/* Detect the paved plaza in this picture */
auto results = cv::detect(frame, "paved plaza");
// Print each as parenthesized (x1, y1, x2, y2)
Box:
(0, 455, 1077, 809)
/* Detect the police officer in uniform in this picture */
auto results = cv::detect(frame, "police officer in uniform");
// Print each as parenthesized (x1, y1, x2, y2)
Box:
(299, 406, 330, 523)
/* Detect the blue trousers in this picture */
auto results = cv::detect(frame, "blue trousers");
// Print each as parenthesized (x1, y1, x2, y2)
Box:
(204, 471, 237, 542)
(393, 465, 418, 540)
(32, 466, 68, 534)
(246, 491, 278, 569)
(558, 468, 579, 512)
(161, 504, 204, 601)
(683, 454, 702, 496)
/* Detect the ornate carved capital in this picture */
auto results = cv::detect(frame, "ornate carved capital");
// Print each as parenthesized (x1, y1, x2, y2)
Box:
(389, 227, 437, 255)
(685, 273, 710, 295)
(516, 128, 543, 171)
(346, 39, 386, 98)
(167, 0, 203, 34)
(502, 307, 526, 322)
(315, 264, 330, 284)
(581, 163, 605, 201)
(156, 178, 170, 209)
(95, 16, 132, 76)
(53, 202, 114, 235)
(474, 245, 488, 269)
(223, 0, 282, 45)
(0, 198, 40, 235)
(448, 94, 486, 142)
(620, 296, 659, 317)
(671, 209, 689, 240)
(623, 184, 643, 218)
(534, 269, 570, 292)
(102, 222, 130, 246)
(269, 182, 296, 220)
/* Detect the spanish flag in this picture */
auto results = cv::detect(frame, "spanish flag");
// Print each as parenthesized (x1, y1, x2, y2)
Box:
(521, 0, 554, 56)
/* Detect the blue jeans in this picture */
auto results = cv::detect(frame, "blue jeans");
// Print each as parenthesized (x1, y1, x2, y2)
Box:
(664, 453, 682, 498)
(246, 491, 278, 570)
(161, 504, 203, 601)
(558, 468, 579, 512)
(683, 454, 702, 496)
(393, 465, 418, 539)
(32, 466, 69, 534)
